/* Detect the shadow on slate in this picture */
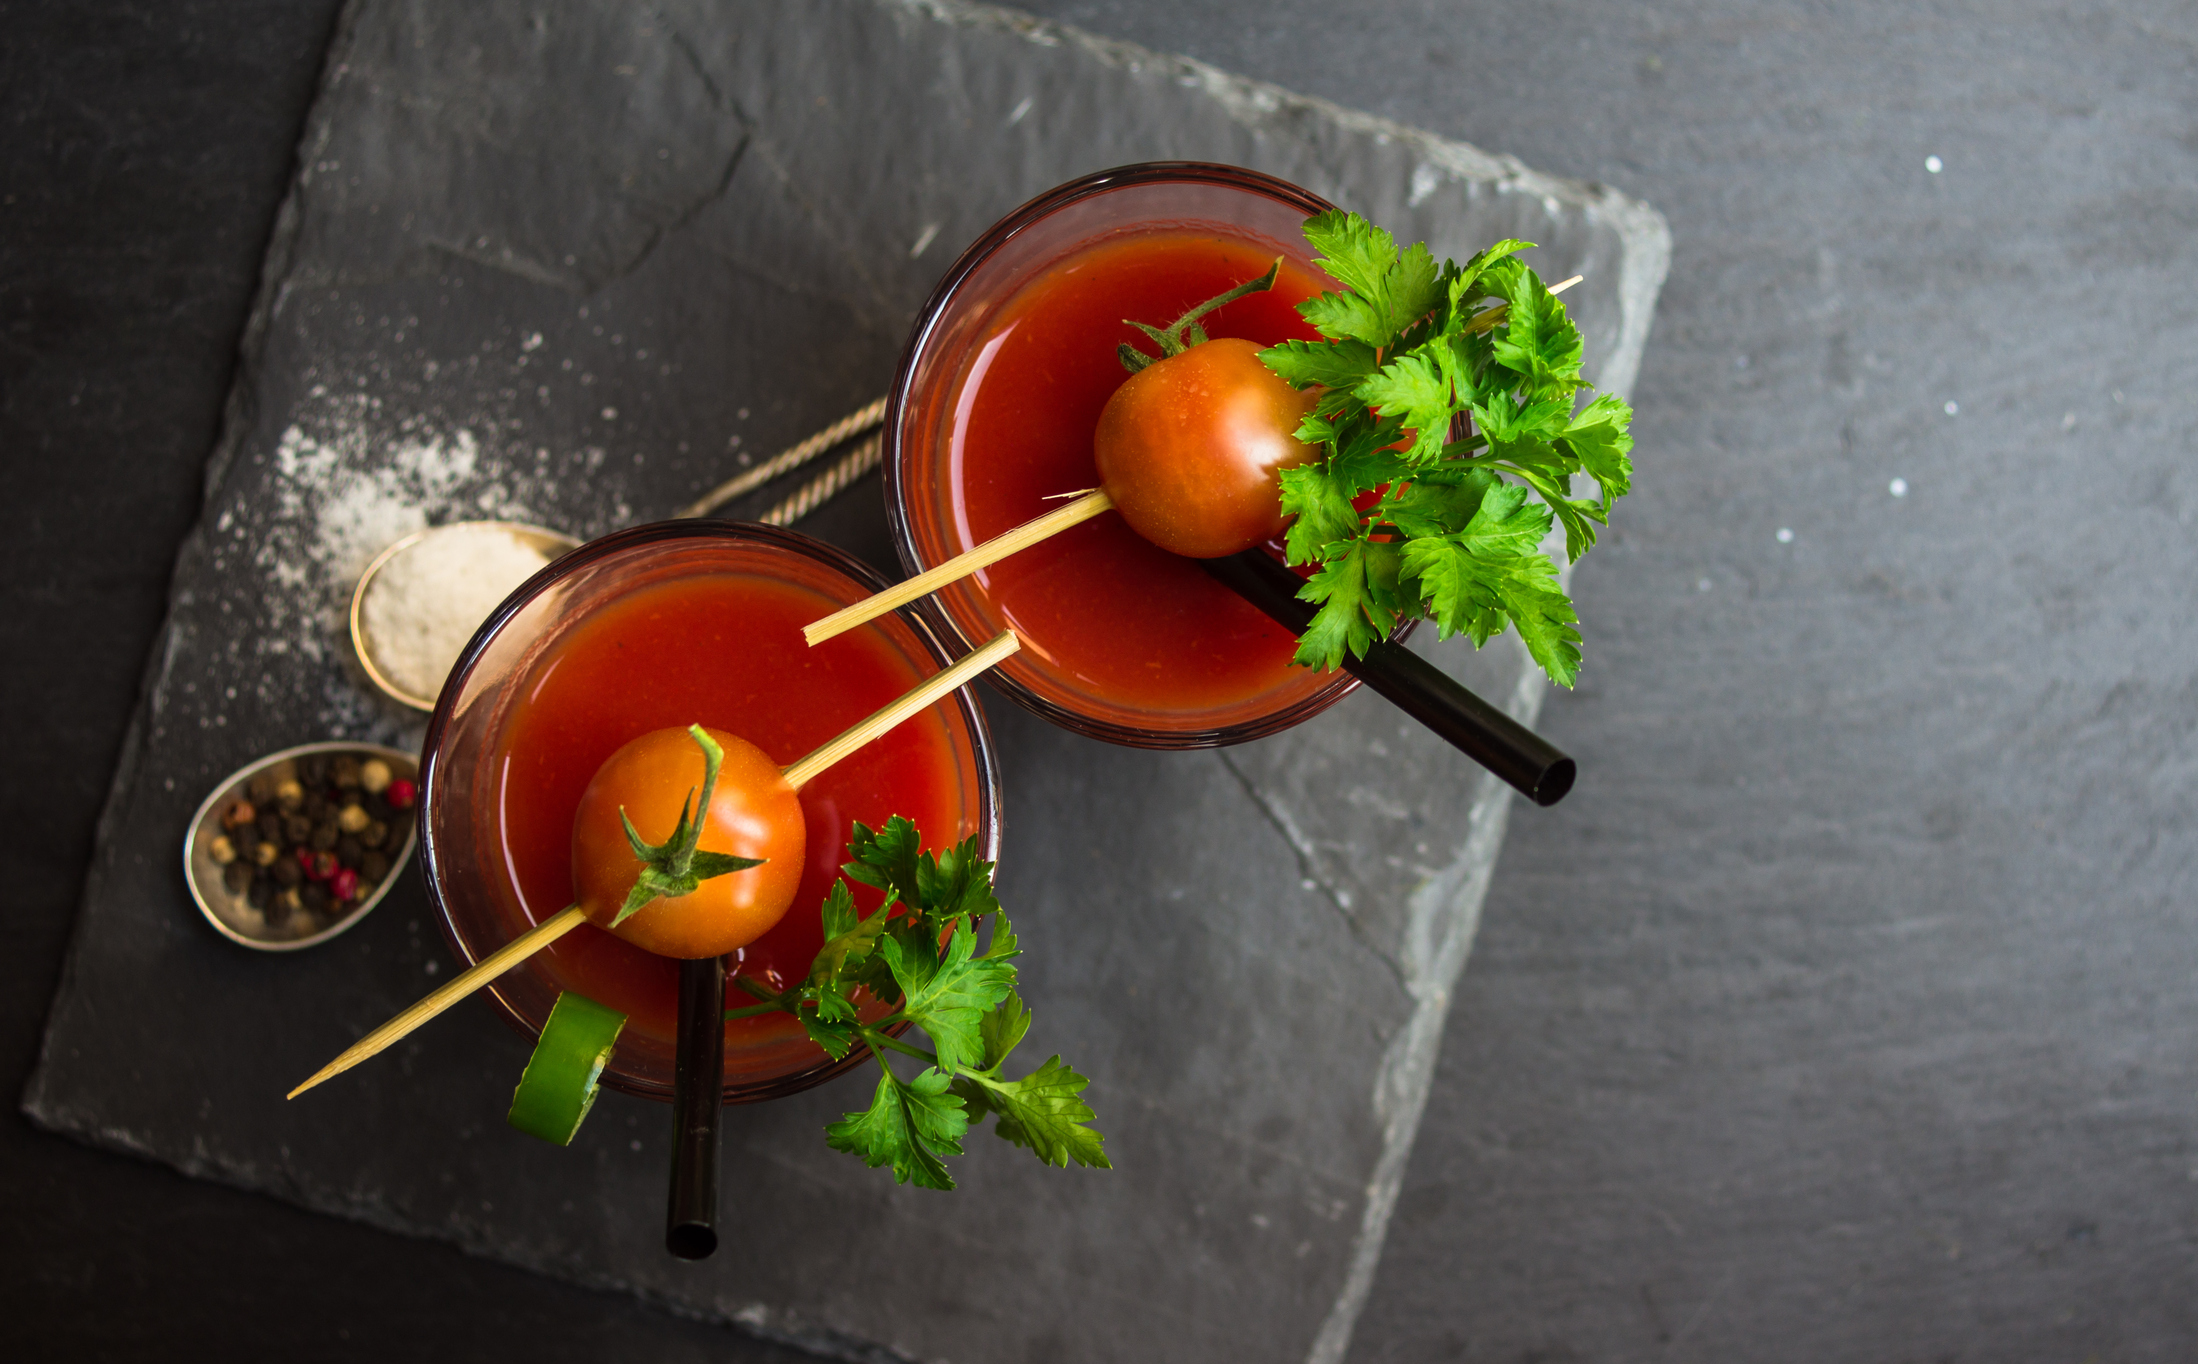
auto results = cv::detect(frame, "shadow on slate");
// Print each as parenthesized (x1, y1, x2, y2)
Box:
(21, 2, 1666, 1361)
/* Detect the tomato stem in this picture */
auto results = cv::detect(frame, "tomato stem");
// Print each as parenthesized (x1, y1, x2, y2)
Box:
(1116, 257, 1282, 373)
(608, 725, 765, 928)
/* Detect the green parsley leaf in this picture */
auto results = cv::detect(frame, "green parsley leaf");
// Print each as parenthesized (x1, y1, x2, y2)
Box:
(1385, 467, 1497, 540)
(1295, 539, 1401, 671)
(818, 877, 860, 942)
(914, 834, 1002, 925)
(1302, 209, 1398, 300)
(1259, 337, 1380, 390)
(843, 816, 922, 905)
(1398, 483, 1584, 683)
(1560, 393, 1635, 506)
(1380, 242, 1445, 339)
(1490, 269, 1585, 398)
(825, 1067, 968, 1191)
(963, 1057, 1111, 1170)
(884, 921, 1016, 1076)
(1277, 462, 1364, 565)
(1494, 550, 1583, 687)
(799, 1011, 860, 1061)
(1299, 289, 1389, 347)
(981, 909, 1020, 964)
(1354, 350, 1455, 464)
(1450, 238, 1535, 307)
(807, 881, 888, 999)
(975, 986, 1032, 1070)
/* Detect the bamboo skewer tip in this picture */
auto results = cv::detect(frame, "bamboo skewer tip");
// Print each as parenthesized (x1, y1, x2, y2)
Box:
(286, 904, 590, 1099)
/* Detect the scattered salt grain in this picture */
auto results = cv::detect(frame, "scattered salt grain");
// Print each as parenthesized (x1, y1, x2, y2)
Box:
(361, 524, 552, 700)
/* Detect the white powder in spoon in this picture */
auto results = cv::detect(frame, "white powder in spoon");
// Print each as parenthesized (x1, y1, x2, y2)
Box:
(360, 524, 553, 701)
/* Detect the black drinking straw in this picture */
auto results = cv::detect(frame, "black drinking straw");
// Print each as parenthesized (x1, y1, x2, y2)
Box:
(1200, 550, 1577, 807)
(666, 953, 726, 1260)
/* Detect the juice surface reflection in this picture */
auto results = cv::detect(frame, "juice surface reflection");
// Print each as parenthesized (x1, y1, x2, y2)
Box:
(945, 233, 1326, 713)
(486, 572, 967, 1055)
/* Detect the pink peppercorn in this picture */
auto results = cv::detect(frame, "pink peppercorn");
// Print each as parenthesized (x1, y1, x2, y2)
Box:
(386, 778, 417, 811)
(330, 868, 360, 903)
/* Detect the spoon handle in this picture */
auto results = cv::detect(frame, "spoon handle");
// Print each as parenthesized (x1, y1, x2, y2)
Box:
(1200, 550, 1576, 807)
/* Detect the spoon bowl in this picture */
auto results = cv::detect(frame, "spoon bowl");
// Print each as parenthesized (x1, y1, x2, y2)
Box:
(349, 521, 581, 711)
(183, 741, 420, 951)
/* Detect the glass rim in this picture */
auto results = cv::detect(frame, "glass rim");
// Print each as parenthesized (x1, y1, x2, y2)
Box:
(417, 518, 1003, 1103)
(882, 161, 1393, 749)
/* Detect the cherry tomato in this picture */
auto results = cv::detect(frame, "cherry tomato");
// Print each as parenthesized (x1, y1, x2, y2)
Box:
(570, 726, 805, 959)
(1093, 336, 1321, 559)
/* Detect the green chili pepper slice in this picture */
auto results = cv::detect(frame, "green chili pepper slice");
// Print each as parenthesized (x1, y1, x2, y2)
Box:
(507, 991, 627, 1145)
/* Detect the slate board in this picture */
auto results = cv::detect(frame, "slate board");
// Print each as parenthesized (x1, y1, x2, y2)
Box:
(22, 3, 1665, 1360)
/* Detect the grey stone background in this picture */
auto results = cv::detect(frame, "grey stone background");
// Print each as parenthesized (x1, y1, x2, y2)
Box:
(6, 2, 2194, 1362)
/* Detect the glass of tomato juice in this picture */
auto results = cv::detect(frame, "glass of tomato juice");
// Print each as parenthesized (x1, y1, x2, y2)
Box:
(888, 161, 1373, 748)
(418, 521, 1000, 1103)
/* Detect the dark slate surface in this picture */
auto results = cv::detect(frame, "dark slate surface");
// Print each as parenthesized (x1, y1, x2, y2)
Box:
(16, 4, 1664, 1363)
(21, 2, 2188, 1361)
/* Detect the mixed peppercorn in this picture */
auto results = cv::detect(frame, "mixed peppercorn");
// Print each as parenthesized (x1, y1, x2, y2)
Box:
(205, 751, 415, 937)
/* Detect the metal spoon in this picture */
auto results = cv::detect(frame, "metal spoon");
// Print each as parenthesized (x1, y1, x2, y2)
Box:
(348, 521, 580, 711)
(182, 741, 420, 951)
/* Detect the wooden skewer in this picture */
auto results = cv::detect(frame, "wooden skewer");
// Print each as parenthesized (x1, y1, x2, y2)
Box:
(800, 277, 1583, 650)
(782, 629, 1018, 786)
(803, 490, 1113, 645)
(287, 629, 1021, 1100)
(286, 906, 591, 1099)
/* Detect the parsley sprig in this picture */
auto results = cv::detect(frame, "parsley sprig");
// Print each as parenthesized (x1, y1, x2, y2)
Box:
(726, 817, 1108, 1190)
(1259, 212, 1635, 687)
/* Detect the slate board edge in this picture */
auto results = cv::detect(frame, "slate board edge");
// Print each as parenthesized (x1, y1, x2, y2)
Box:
(911, 0, 1671, 401)
(22, 3, 1672, 1360)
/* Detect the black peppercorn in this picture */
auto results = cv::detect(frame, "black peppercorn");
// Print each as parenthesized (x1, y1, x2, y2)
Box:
(331, 755, 362, 789)
(247, 878, 272, 911)
(360, 849, 392, 883)
(310, 821, 339, 852)
(301, 882, 330, 914)
(298, 754, 328, 785)
(359, 819, 388, 850)
(223, 862, 253, 894)
(257, 812, 282, 842)
(303, 792, 329, 820)
(264, 891, 293, 927)
(272, 857, 302, 889)
(284, 812, 313, 844)
(337, 834, 364, 864)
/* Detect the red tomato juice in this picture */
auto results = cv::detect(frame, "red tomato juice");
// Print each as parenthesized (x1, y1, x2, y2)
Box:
(943, 233, 1331, 713)
(483, 572, 966, 1055)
